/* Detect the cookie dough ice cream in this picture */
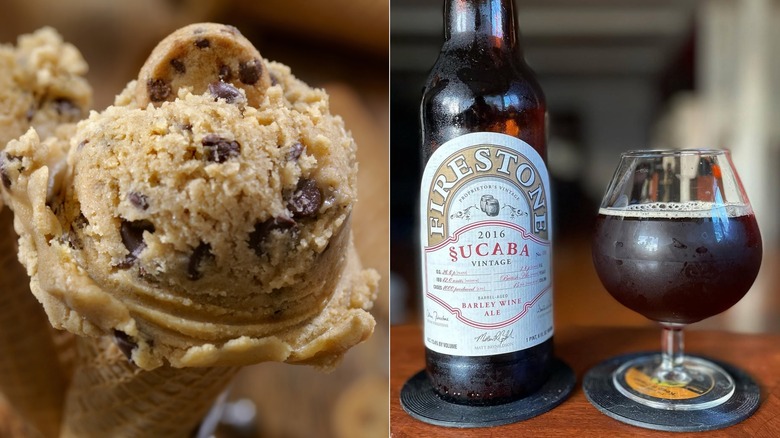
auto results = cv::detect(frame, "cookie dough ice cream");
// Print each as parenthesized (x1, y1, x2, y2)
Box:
(2, 23, 377, 371)
(0, 27, 91, 151)
(0, 27, 91, 438)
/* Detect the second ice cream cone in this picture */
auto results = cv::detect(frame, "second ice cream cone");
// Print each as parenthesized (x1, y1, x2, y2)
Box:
(0, 208, 68, 438)
(61, 336, 239, 438)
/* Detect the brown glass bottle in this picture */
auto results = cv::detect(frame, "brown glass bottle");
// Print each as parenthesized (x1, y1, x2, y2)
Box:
(419, 0, 553, 405)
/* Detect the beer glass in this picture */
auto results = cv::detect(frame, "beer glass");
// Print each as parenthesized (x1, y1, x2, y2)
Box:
(591, 149, 762, 410)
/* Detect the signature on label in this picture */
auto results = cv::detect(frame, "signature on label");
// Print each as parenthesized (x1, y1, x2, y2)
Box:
(537, 302, 552, 313)
(427, 310, 450, 323)
(474, 329, 514, 345)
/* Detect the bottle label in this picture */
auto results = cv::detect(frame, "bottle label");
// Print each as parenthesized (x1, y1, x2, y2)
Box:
(420, 132, 553, 356)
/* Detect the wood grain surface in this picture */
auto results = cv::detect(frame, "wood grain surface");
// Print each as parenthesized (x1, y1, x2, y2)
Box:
(391, 324, 780, 437)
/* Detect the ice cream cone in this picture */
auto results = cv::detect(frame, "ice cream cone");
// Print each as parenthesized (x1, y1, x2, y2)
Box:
(0, 26, 93, 437)
(61, 335, 239, 438)
(1, 22, 379, 438)
(0, 208, 68, 438)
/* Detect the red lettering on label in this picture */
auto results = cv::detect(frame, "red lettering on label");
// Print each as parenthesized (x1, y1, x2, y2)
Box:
(519, 244, 529, 256)
(449, 242, 530, 261)
(449, 246, 459, 262)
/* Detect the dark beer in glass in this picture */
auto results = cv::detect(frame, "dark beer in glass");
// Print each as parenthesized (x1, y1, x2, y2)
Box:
(593, 207, 762, 325)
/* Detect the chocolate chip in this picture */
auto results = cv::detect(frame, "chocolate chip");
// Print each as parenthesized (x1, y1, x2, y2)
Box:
(74, 213, 88, 229)
(187, 242, 214, 281)
(113, 330, 137, 361)
(128, 192, 149, 210)
(138, 265, 159, 283)
(247, 225, 266, 257)
(114, 258, 134, 269)
(238, 59, 262, 85)
(147, 78, 172, 102)
(288, 179, 322, 218)
(269, 73, 279, 86)
(287, 142, 304, 161)
(60, 231, 78, 250)
(208, 81, 242, 104)
(0, 154, 21, 190)
(248, 217, 296, 257)
(0, 155, 11, 189)
(120, 219, 155, 261)
(77, 139, 89, 150)
(194, 38, 210, 49)
(170, 58, 186, 74)
(218, 65, 232, 81)
(117, 255, 142, 269)
(202, 134, 240, 163)
(63, 213, 88, 250)
(52, 98, 81, 119)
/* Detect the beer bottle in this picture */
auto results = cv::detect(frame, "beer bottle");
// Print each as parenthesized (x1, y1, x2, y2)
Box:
(419, 0, 553, 405)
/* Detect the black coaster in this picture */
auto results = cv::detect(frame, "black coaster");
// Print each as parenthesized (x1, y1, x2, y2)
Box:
(583, 352, 761, 432)
(399, 358, 575, 428)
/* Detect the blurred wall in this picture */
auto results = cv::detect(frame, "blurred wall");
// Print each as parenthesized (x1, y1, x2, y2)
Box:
(391, 0, 780, 324)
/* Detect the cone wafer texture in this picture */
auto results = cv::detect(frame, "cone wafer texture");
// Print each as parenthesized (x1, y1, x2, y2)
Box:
(62, 337, 238, 438)
(0, 210, 67, 438)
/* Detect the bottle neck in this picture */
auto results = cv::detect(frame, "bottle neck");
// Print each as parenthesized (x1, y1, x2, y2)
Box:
(444, 0, 520, 53)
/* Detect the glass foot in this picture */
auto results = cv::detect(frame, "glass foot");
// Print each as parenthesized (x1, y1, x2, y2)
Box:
(612, 354, 735, 411)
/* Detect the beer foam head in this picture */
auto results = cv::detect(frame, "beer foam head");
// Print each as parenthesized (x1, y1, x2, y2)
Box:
(600, 201, 752, 218)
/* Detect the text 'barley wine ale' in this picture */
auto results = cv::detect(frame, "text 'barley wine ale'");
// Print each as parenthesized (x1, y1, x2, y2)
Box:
(419, 0, 553, 405)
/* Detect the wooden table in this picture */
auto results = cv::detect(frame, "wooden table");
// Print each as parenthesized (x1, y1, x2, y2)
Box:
(391, 325, 780, 437)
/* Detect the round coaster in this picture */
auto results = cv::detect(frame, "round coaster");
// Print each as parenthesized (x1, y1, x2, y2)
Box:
(583, 352, 761, 432)
(400, 358, 575, 428)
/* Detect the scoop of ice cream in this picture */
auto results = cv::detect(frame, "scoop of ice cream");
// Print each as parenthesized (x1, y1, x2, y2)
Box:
(0, 27, 91, 147)
(0, 27, 91, 213)
(2, 31, 377, 370)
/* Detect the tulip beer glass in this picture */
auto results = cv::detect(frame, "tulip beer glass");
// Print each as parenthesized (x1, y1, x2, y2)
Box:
(592, 149, 762, 410)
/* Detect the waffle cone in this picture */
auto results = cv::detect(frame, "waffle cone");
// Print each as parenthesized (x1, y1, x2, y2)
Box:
(61, 336, 239, 438)
(0, 208, 68, 438)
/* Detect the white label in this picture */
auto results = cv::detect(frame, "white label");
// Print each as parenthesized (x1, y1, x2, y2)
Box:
(420, 132, 553, 356)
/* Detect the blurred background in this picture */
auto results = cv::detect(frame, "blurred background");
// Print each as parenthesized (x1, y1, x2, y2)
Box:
(391, 0, 780, 335)
(0, 1, 388, 437)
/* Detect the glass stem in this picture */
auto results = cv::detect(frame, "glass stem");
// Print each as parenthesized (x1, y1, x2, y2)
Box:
(657, 324, 690, 385)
